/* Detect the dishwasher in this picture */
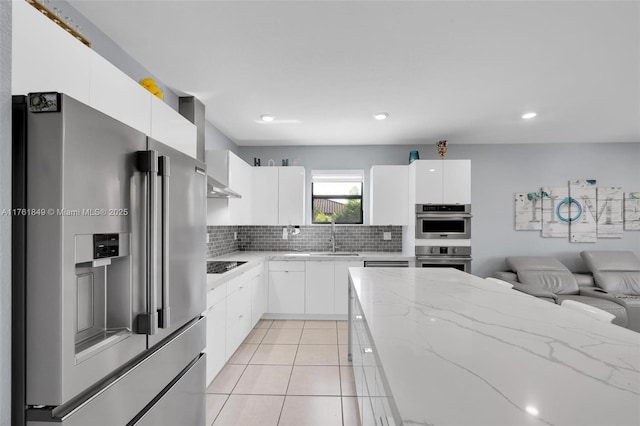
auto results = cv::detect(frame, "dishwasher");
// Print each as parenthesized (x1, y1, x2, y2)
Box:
(363, 260, 410, 268)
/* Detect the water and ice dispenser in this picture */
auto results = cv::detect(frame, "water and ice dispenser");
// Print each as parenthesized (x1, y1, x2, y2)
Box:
(74, 233, 132, 364)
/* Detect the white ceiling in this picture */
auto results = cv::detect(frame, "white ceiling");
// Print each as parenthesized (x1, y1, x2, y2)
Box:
(68, 0, 639, 147)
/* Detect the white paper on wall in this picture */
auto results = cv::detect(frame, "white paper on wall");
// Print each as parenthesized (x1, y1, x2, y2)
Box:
(541, 186, 569, 238)
(568, 179, 597, 243)
(514, 192, 542, 230)
(624, 192, 640, 230)
(596, 187, 624, 238)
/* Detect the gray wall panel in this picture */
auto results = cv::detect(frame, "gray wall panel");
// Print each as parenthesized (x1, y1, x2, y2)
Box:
(239, 143, 640, 277)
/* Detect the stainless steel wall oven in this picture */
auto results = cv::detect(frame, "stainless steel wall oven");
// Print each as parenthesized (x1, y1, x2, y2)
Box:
(416, 246, 472, 273)
(415, 204, 472, 240)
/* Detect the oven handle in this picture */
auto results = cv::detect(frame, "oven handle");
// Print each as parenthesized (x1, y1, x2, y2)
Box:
(416, 256, 472, 261)
(416, 213, 472, 219)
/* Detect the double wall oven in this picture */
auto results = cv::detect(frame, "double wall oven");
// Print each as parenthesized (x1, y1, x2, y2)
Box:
(415, 204, 472, 273)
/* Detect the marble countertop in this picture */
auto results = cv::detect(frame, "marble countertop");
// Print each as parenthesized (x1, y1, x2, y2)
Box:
(206, 251, 413, 291)
(349, 267, 640, 426)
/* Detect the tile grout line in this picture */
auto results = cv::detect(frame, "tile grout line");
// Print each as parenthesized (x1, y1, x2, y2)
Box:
(276, 336, 300, 426)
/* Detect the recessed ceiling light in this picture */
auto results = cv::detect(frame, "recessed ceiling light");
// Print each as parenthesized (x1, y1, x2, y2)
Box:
(522, 112, 537, 119)
(260, 114, 275, 122)
(525, 406, 539, 416)
(373, 112, 389, 120)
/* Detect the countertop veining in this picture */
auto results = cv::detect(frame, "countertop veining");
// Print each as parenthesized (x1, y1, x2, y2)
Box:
(349, 267, 640, 426)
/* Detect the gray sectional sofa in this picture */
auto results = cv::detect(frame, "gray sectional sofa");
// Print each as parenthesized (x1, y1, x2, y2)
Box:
(493, 255, 631, 329)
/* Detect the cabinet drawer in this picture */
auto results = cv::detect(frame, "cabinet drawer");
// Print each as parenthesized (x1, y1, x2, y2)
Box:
(269, 261, 305, 272)
(227, 276, 251, 296)
(207, 284, 226, 309)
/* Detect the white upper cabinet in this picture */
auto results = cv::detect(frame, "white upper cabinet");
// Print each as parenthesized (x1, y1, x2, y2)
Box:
(411, 160, 470, 204)
(252, 167, 279, 225)
(251, 166, 305, 225)
(412, 160, 445, 204)
(150, 97, 197, 158)
(369, 165, 409, 225)
(13, 1, 196, 158)
(278, 167, 306, 225)
(12, 0, 91, 104)
(442, 160, 471, 204)
(89, 52, 152, 135)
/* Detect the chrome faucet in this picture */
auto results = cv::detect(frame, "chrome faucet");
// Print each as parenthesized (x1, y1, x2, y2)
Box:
(330, 219, 337, 253)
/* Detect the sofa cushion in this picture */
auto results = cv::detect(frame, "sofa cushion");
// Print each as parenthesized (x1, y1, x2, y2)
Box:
(506, 256, 579, 295)
(581, 251, 640, 294)
(517, 269, 580, 295)
(593, 272, 640, 295)
(581, 250, 640, 272)
(556, 295, 628, 327)
(506, 256, 568, 272)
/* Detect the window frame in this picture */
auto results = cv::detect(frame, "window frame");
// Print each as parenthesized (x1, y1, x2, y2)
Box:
(311, 181, 364, 225)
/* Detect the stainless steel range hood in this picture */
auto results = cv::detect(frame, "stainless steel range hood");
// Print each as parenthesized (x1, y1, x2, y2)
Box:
(207, 175, 241, 199)
(179, 98, 242, 199)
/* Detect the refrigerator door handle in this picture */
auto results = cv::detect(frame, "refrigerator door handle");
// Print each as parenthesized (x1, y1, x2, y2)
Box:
(158, 155, 171, 328)
(136, 150, 159, 335)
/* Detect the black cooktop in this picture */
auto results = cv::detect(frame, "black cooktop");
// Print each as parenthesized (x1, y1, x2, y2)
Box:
(206, 260, 247, 274)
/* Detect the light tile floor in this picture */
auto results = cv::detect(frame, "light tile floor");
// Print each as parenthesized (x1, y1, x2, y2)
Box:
(206, 319, 359, 426)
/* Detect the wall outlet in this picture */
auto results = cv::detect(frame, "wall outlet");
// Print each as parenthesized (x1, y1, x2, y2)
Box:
(282, 228, 288, 240)
(206, 233, 210, 243)
(383, 232, 392, 241)
(234, 231, 238, 240)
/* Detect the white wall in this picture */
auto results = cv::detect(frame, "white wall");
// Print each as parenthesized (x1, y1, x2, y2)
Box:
(206, 120, 239, 154)
(0, 1, 12, 423)
(239, 142, 640, 277)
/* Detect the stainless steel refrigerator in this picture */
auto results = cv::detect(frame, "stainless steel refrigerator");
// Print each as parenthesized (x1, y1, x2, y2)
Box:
(11, 93, 207, 425)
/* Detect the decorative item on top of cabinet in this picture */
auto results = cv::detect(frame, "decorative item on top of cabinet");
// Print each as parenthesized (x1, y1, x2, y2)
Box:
(26, 0, 91, 47)
(139, 77, 163, 100)
(437, 140, 448, 159)
(408, 150, 419, 164)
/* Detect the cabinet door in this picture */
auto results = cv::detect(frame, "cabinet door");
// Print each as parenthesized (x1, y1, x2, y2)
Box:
(89, 52, 152, 135)
(305, 261, 335, 314)
(150, 97, 197, 159)
(370, 166, 409, 225)
(442, 160, 471, 204)
(228, 153, 253, 225)
(205, 300, 226, 386)
(250, 272, 266, 328)
(12, 0, 91, 103)
(278, 167, 305, 225)
(252, 167, 279, 225)
(413, 160, 444, 204)
(226, 283, 252, 359)
(268, 271, 305, 314)
(334, 261, 364, 315)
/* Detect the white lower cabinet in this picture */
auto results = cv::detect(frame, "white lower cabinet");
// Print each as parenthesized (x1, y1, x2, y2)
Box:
(250, 266, 267, 328)
(268, 261, 306, 314)
(205, 263, 265, 385)
(225, 277, 252, 359)
(334, 261, 364, 315)
(205, 300, 226, 386)
(305, 261, 335, 314)
(267, 259, 365, 316)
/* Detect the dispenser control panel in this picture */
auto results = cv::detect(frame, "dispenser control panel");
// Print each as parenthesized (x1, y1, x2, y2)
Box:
(93, 234, 119, 259)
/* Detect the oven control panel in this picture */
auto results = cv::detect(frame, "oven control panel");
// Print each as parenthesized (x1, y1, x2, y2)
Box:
(416, 246, 471, 256)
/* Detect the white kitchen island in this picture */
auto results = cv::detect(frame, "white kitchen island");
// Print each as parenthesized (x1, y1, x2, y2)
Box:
(348, 267, 640, 426)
